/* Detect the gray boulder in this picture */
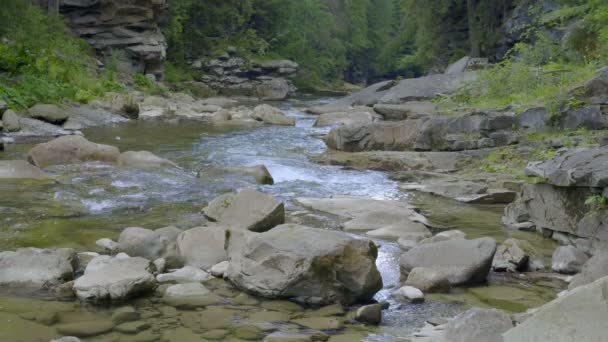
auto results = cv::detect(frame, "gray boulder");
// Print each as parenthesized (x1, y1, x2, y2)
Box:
(0, 160, 51, 180)
(552, 246, 589, 274)
(226, 224, 383, 305)
(379, 72, 477, 104)
(2, 109, 21, 132)
(197, 164, 274, 185)
(568, 253, 608, 290)
(445, 308, 513, 342)
(175, 226, 233, 270)
(400, 238, 497, 286)
(26, 104, 68, 124)
(325, 80, 395, 107)
(404, 267, 450, 293)
(517, 107, 550, 131)
(27, 136, 120, 168)
(492, 238, 532, 272)
(373, 102, 436, 120)
(257, 78, 292, 101)
(73, 255, 156, 303)
(0, 248, 75, 288)
(251, 104, 295, 126)
(525, 146, 608, 187)
(571, 66, 608, 105)
(117, 226, 181, 261)
(204, 189, 285, 232)
(313, 111, 376, 127)
(503, 275, 608, 342)
(117, 151, 178, 169)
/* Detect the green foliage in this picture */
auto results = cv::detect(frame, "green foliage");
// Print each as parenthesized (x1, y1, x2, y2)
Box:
(585, 194, 608, 211)
(132, 74, 167, 96)
(0, 1, 121, 109)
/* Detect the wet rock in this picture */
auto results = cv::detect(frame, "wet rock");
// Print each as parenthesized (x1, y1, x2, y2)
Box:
(503, 275, 608, 341)
(161, 327, 202, 342)
(197, 164, 274, 185)
(204, 189, 285, 232)
(26, 104, 68, 124)
(115, 321, 149, 334)
(400, 238, 497, 286)
(492, 238, 532, 272)
(394, 285, 425, 303)
(552, 246, 589, 274)
(164, 283, 221, 308)
(373, 102, 436, 120)
(56, 321, 115, 338)
(232, 324, 265, 340)
(27, 136, 120, 168)
(445, 308, 513, 342)
(2, 109, 21, 132)
(313, 111, 376, 127)
(404, 267, 451, 293)
(112, 306, 140, 324)
(73, 255, 155, 303)
(0, 248, 75, 288)
(525, 146, 608, 187)
(251, 104, 295, 126)
(50, 337, 81, 342)
(355, 304, 382, 325)
(117, 151, 178, 169)
(210, 261, 230, 278)
(227, 224, 383, 305)
(291, 317, 344, 330)
(0, 160, 51, 180)
(568, 253, 608, 290)
(456, 189, 517, 204)
(264, 332, 315, 341)
(77, 252, 99, 270)
(176, 226, 233, 269)
(95, 238, 119, 253)
(153, 257, 166, 273)
(419, 230, 466, 245)
(156, 266, 212, 283)
(117, 226, 181, 261)
(365, 220, 431, 241)
(202, 329, 229, 340)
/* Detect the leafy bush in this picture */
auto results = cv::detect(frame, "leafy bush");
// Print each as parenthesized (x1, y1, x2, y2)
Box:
(0, 2, 120, 109)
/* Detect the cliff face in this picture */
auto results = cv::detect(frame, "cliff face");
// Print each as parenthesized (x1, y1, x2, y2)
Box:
(58, 0, 168, 78)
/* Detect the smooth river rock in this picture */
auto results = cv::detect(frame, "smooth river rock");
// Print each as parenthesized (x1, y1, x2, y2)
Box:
(26, 104, 69, 124)
(0, 248, 75, 288)
(226, 224, 383, 305)
(204, 189, 285, 232)
(503, 275, 608, 342)
(197, 164, 274, 185)
(117, 226, 181, 261)
(0, 160, 51, 180)
(73, 255, 156, 303)
(251, 104, 295, 126)
(27, 135, 120, 167)
(117, 151, 178, 169)
(400, 237, 497, 286)
(175, 226, 233, 269)
(552, 246, 589, 274)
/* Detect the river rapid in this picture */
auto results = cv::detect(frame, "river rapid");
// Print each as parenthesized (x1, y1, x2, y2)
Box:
(0, 97, 561, 341)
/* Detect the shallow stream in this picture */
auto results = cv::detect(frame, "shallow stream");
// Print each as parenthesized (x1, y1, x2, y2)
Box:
(0, 97, 561, 341)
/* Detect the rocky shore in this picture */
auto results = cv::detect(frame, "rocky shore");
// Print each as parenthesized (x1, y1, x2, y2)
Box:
(1, 60, 608, 342)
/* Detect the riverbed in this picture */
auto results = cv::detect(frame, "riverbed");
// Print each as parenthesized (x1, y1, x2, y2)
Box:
(0, 97, 562, 341)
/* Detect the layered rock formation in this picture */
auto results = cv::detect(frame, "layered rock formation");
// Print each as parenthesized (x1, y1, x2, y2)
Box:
(195, 50, 298, 100)
(59, 0, 168, 78)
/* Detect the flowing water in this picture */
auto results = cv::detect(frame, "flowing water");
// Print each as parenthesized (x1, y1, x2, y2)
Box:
(0, 98, 562, 341)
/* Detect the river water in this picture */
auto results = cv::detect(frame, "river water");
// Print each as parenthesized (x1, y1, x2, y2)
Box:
(0, 98, 560, 341)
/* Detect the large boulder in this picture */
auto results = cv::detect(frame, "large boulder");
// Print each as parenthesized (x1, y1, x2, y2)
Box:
(444, 308, 513, 342)
(117, 151, 178, 169)
(551, 246, 589, 274)
(256, 79, 292, 101)
(251, 104, 295, 126)
(27, 136, 120, 167)
(0, 160, 51, 180)
(26, 104, 69, 124)
(197, 165, 274, 185)
(117, 226, 181, 261)
(203, 189, 285, 232)
(373, 102, 436, 121)
(2, 109, 21, 132)
(525, 146, 608, 187)
(503, 275, 608, 341)
(226, 224, 383, 305)
(175, 226, 232, 270)
(568, 253, 608, 290)
(492, 238, 532, 272)
(379, 72, 477, 104)
(73, 255, 156, 303)
(0, 248, 75, 288)
(571, 66, 608, 105)
(313, 111, 376, 127)
(399, 238, 497, 286)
